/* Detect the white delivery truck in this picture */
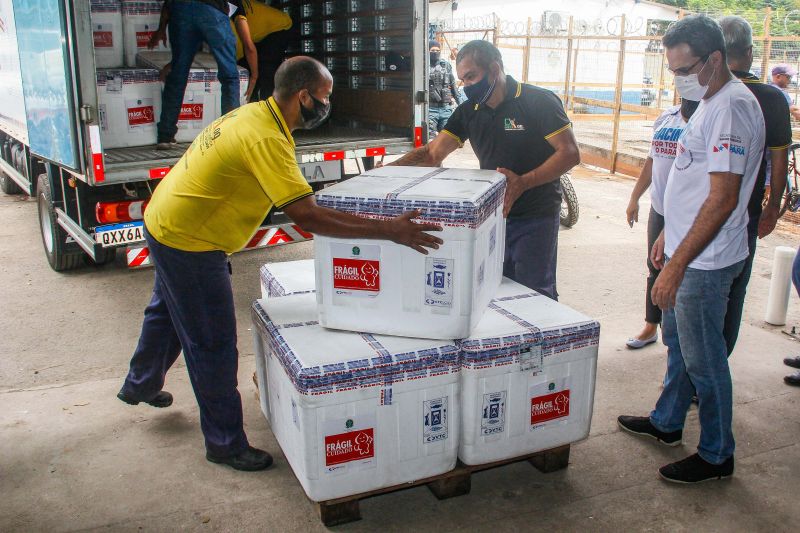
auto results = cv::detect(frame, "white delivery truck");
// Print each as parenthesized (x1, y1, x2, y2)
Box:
(0, 0, 430, 270)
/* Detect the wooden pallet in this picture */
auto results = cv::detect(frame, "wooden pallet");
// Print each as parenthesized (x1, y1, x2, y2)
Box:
(315, 444, 571, 527)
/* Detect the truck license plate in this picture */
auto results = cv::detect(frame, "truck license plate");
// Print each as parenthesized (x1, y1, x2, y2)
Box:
(95, 221, 144, 247)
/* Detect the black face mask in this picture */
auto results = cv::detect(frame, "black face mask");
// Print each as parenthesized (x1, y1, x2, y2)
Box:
(430, 52, 441, 64)
(300, 92, 331, 129)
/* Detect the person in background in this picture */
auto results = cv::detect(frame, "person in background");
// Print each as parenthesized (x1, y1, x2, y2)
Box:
(233, 0, 295, 102)
(718, 17, 791, 357)
(428, 40, 458, 139)
(391, 40, 580, 300)
(148, 0, 244, 150)
(618, 15, 765, 484)
(117, 57, 444, 471)
(782, 248, 800, 386)
(625, 98, 699, 349)
(770, 64, 800, 120)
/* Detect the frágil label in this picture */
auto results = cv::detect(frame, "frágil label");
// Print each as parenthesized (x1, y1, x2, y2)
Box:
(126, 99, 154, 129)
(529, 379, 571, 429)
(325, 428, 375, 466)
(331, 243, 380, 295)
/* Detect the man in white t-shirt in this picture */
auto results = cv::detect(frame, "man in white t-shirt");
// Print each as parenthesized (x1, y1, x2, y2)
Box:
(618, 15, 766, 484)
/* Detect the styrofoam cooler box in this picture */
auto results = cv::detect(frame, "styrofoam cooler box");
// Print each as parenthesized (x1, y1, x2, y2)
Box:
(91, 0, 124, 68)
(122, 1, 169, 67)
(137, 51, 250, 142)
(314, 166, 506, 340)
(96, 69, 161, 149)
(251, 293, 460, 501)
(260, 259, 316, 299)
(458, 278, 600, 465)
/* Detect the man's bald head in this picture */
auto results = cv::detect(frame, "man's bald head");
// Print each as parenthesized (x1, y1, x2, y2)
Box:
(274, 56, 332, 100)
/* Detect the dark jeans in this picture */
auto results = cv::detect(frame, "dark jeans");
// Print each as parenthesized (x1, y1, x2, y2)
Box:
(157, 0, 240, 143)
(645, 207, 665, 324)
(722, 225, 758, 356)
(794, 245, 800, 296)
(651, 258, 744, 464)
(121, 228, 248, 457)
(428, 106, 454, 138)
(504, 211, 560, 300)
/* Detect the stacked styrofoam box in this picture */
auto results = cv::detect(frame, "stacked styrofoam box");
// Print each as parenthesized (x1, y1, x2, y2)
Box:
(96, 69, 161, 148)
(122, 1, 169, 67)
(251, 293, 460, 501)
(458, 278, 600, 465)
(90, 0, 124, 68)
(260, 259, 316, 299)
(314, 166, 506, 340)
(137, 51, 249, 142)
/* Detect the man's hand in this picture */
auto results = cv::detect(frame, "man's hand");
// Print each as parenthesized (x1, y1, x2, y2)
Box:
(386, 210, 443, 254)
(148, 28, 167, 49)
(758, 203, 780, 239)
(497, 167, 527, 218)
(626, 199, 639, 228)
(651, 260, 686, 310)
(650, 231, 665, 270)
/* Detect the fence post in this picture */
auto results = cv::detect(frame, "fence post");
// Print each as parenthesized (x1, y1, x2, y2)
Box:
(493, 13, 500, 47)
(610, 15, 626, 174)
(761, 7, 773, 83)
(522, 17, 532, 83)
(563, 17, 574, 108)
(570, 40, 580, 112)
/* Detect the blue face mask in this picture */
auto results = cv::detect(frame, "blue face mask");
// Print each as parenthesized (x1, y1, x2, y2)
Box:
(464, 72, 497, 104)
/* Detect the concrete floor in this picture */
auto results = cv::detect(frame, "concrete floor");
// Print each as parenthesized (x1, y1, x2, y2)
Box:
(2, 150, 800, 531)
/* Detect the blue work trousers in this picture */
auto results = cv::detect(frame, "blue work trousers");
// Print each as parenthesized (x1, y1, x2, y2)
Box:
(503, 211, 560, 300)
(121, 227, 248, 457)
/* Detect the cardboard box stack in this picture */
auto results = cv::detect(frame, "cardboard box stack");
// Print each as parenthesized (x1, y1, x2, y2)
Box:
(252, 167, 600, 502)
(90, 0, 125, 69)
(121, 0, 169, 67)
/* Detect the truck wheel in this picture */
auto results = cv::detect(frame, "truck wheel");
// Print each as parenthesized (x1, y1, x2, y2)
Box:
(37, 174, 84, 271)
(1, 170, 23, 195)
(559, 174, 579, 228)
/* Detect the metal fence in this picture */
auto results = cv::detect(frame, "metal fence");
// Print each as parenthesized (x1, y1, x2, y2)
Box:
(435, 8, 800, 177)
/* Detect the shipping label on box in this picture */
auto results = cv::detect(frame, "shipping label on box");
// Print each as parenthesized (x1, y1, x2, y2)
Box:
(331, 243, 380, 297)
(178, 100, 205, 130)
(529, 378, 571, 430)
(323, 415, 376, 474)
(422, 397, 449, 443)
(425, 257, 453, 308)
(481, 391, 506, 436)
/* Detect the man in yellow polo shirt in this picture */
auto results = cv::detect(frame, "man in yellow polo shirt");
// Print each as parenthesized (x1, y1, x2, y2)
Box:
(117, 57, 443, 472)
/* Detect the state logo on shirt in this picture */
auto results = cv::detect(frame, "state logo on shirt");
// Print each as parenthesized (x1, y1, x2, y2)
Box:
(504, 117, 525, 131)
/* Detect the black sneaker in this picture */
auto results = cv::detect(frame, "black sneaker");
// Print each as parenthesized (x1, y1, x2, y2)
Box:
(206, 446, 274, 472)
(117, 389, 173, 408)
(784, 371, 800, 386)
(617, 415, 682, 446)
(659, 453, 734, 484)
(784, 356, 800, 369)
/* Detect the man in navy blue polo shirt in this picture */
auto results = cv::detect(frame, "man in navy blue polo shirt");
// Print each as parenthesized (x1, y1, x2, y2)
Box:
(390, 40, 580, 300)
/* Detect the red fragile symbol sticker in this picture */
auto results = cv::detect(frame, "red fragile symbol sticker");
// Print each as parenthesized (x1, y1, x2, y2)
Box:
(136, 31, 154, 48)
(179, 103, 204, 121)
(324, 428, 374, 466)
(94, 31, 113, 48)
(128, 106, 154, 126)
(332, 258, 380, 292)
(530, 389, 570, 425)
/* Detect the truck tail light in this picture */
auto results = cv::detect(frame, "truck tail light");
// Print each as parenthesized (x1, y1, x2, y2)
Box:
(96, 200, 149, 224)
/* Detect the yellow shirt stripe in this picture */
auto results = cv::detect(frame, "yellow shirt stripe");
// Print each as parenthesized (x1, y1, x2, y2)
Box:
(544, 123, 572, 140)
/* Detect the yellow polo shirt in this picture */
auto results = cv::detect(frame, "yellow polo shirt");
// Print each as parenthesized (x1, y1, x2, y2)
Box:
(232, 3, 293, 61)
(144, 98, 312, 254)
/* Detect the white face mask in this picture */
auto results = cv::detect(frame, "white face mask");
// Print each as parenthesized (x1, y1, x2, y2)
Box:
(674, 57, 712, 101)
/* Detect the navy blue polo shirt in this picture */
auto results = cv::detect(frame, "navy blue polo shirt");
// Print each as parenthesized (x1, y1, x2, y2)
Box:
(442, 76, 572, 218)
(733, 71, 792, 228)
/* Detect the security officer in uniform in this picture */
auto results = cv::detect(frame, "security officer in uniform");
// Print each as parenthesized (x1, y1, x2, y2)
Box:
(392, 40, 580, 300)
(428, 40, 457, 138)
